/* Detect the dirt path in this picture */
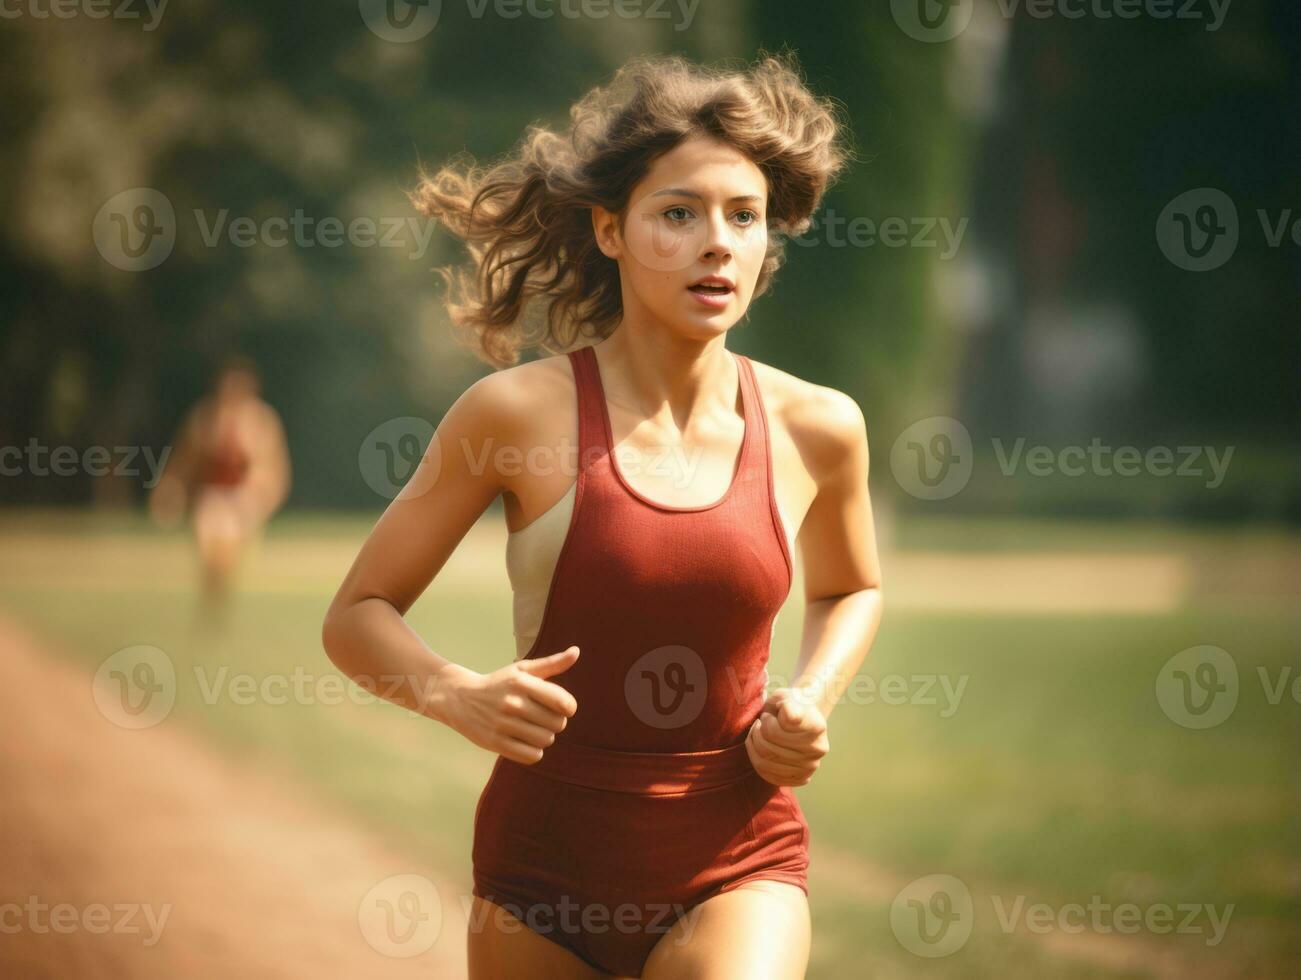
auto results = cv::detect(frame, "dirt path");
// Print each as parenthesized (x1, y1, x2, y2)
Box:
(0, 615, 468, 980)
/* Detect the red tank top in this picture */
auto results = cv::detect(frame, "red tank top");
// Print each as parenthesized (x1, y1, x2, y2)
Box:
(202, 412, 251, 487)
(520, 344, 793, 753)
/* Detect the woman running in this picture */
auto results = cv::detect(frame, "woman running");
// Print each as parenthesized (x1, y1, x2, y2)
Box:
(324, 52, 883, 979)
(150, 356, 291, 608)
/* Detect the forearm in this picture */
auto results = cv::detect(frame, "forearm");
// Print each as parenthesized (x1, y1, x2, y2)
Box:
(321, 596, 468, 724)
(788, 586, 883, 721)
(239, 457, 290, 523)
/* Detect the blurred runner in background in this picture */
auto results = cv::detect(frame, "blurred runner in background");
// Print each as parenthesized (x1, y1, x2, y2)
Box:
(150, 356, 291, 609)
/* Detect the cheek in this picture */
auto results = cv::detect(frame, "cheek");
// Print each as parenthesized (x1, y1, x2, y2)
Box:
(621, 259, 682, 311)
(735, 227, 769, 285)
(623, 214, 704, 275)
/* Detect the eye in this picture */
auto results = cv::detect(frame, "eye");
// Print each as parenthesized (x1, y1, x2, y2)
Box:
(663, 206, 694, 223)
(734, 209, 760, 226)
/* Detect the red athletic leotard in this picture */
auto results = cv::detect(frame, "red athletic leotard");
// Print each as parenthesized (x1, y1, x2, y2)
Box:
(200, 412, 251, 487)
(471, 343, 808, 977)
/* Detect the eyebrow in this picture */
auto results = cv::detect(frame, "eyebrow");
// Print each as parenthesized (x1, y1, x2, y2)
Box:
(650, 187, 764, 204)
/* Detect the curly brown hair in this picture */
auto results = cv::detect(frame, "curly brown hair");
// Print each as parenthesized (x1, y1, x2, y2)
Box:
(407, 49, 853, 368)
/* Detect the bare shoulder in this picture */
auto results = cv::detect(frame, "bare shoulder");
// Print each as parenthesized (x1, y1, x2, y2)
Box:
(249, 398, 287, 431)
(448, 350, 576, 446)
(745, 356, 869, 482)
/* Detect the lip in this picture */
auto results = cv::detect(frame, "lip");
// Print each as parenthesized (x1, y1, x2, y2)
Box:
(687, 275, 736, 290)
(688, 288, 732, 310)
(686, 275, 735, 310)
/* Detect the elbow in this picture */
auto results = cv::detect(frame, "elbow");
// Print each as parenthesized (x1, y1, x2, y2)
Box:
(322, 593, 395, 678)
(321, 603, 354, 676)
(869, 583, 884, 627)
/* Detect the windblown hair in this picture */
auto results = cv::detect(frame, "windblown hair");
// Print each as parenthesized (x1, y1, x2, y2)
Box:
(408, 49, 853, 367)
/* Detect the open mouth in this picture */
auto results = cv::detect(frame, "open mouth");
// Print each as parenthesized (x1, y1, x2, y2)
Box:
(688, 283, 733, 294)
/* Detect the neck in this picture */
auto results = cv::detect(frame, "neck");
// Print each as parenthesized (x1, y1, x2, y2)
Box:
(594, 323, 738, 430)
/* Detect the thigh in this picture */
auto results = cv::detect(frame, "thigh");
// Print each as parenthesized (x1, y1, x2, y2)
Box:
(193, 489, 244, 547)
(641, 881, 810, 980)
(467, 895, 626, 980)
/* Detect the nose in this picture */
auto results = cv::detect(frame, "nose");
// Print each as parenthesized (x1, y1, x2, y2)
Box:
(700, 207, 735, 261)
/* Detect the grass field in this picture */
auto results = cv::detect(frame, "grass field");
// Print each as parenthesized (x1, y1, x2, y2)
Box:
(0, 508, 1297, 978)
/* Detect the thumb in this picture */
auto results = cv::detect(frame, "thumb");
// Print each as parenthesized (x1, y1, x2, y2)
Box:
(760, 686, 788, 716)
(778, 696, 805, 730)
(761, 687, 804, 731)
(517, 645, 580, 678)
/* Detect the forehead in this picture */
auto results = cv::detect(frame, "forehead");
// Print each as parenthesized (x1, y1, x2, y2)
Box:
(636, 135, 767, 202)
(220, 369, 257, 388)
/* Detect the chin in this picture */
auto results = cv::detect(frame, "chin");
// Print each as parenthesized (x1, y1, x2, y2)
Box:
(672, 316, 737, 342)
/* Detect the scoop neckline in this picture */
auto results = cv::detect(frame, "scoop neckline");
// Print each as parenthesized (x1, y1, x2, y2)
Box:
(586, 344, 751, 514)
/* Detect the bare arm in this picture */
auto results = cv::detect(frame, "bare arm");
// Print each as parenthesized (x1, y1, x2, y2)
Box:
(240, 402, 292, 522)
(789, 390, 883, 721)
(321, 373, 579, 765)
(746, 388, 883, 786)
(148, 405, 203, 528)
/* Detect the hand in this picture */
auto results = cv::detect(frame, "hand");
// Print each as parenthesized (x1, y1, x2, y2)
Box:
(744, 687, 828, 787)
(434, 646, 580, 765)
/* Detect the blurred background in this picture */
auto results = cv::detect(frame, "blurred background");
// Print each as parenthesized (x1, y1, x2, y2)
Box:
(0, 2, 1297, 978)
